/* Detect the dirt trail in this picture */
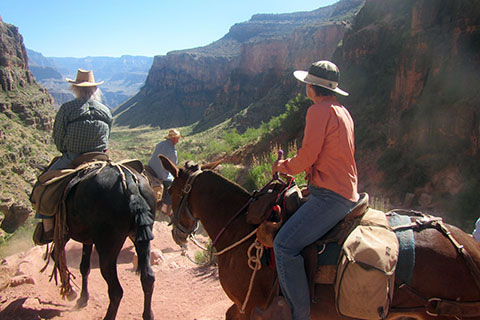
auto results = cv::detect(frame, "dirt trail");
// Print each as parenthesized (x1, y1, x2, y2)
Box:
(0, 221, 232, 320)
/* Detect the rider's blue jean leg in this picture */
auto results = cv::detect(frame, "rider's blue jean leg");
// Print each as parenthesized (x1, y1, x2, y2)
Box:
(273, 186, 355, 320)
(161, 180, 173, 205)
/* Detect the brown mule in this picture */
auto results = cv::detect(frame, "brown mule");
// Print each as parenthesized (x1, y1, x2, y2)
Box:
(159, 155, 480, 320)
(251, 296, 292, 320)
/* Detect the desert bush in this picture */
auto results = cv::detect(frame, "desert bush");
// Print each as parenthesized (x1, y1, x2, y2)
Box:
(218, 164, 241, 182)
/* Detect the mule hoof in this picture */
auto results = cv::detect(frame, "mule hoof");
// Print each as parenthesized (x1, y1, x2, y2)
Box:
(142, 311, 154, 320)
(66, 288, 78, 302)
(75, 297, 88, 309)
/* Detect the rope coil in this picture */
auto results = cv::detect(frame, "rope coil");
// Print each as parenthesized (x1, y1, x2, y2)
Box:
(240, 239, 264, 313)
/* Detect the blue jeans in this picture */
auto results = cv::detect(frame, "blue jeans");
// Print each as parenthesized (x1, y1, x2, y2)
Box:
(273, 186, 355, 320)
(35, 152, 81, 219)
(161, 180, 173, 205)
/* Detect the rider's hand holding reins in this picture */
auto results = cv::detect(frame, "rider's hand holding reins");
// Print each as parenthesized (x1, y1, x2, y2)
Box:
(272, 159, 287, 175)
(272, 149, 286, 177)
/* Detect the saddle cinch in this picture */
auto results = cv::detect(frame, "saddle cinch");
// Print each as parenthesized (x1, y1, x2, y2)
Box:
(247, 182, 399, 320)
(30, 152, 146, 217)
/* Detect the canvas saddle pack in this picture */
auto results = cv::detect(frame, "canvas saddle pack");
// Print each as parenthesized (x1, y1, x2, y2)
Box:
(246, 182, 399, 320)
(30, 152, 146, 217)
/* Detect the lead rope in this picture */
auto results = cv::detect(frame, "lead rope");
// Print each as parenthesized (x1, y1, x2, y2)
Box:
(240, 239, 264, 313)
(212, 228, 261, 313)
(214, 228, 258, 256)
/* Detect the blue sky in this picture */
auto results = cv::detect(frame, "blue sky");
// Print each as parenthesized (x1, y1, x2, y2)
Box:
(1, 0, 338, 58)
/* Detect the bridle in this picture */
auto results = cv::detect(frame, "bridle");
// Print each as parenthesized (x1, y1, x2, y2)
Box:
(171, 150, 288, 248)
(170, 164, 259, 256)
(171, 162, 290, 250)
(170, 161, 292, 312)
(170, 166, 203, 241)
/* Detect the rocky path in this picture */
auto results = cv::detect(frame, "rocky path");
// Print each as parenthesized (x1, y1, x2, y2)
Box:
(0, 221, 232, 320)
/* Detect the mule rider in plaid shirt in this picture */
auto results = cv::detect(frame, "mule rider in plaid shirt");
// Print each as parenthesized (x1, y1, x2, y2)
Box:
(33, 69, 112, 245)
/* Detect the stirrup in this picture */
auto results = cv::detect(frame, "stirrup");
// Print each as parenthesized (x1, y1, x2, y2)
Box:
(33, 222, 53, 245)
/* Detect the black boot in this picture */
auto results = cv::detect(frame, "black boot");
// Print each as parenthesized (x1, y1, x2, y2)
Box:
(251, 296, 292, 320)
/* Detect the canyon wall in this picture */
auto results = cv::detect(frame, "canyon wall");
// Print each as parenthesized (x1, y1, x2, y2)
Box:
(333, 0, 480, 228)
(113, 0, 364, 130)
(0, 17, 56, 225)
(0, 19, 54, 130)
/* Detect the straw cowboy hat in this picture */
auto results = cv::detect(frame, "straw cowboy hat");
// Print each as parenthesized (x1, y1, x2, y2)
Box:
(293, 60, 349, 96)
(66, 69, 104, 87)
(164, 129, 184, 139)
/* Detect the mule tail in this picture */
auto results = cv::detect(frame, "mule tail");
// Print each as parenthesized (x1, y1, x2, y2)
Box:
(124, 168, 156, 319)
(125, 171, 154, 273)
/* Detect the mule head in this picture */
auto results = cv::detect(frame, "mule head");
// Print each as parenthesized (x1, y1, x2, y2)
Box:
(158, 155, 222, 176)
(158, 155, 221, 247)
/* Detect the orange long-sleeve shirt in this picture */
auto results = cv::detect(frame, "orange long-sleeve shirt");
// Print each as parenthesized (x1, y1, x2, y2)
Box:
(278, 96, 359, 202)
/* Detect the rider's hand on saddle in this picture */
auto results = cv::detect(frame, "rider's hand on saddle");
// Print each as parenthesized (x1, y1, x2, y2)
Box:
(301, 187, 310, 197)
(272, 160, 286, 175)
(279, 172, 294, 183)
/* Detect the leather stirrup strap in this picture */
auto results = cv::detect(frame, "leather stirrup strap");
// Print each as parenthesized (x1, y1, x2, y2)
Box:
(427, 298, 480, 318)
(435, 221, 480, 296)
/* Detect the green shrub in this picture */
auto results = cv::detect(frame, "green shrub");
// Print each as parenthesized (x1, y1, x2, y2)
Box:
(218, 164, 241, 182)
(244, 147, 307, 192)
(194, 241, 216, 264)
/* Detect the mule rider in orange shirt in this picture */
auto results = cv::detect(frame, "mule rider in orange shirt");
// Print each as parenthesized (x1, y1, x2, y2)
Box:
(272, 60, 359, 320)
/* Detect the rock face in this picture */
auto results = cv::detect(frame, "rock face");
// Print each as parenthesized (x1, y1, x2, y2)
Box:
(333, 0, 480, 228)
(0, 18, 54, 131)
(113, 0, 365, 129)
(0, 17, 56, 226)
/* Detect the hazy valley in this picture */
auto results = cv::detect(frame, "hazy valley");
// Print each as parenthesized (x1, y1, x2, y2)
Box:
(27, 49, 153, 109)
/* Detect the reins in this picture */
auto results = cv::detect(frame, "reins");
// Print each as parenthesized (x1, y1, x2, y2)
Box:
(211, 172, 287, 249)
(172, 152, 290, 313)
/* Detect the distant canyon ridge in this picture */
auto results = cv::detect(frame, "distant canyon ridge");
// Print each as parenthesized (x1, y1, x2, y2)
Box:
(27, 49, 153, 109)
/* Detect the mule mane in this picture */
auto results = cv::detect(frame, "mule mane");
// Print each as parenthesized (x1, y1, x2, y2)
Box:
(184, 161, 250, 197)
(203, 170, 251, 197)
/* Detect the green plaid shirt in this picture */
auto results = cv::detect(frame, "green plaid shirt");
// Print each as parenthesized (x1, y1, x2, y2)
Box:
(53, 98, 113, 154)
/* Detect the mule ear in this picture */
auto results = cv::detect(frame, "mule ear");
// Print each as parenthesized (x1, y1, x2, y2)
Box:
(159, 155, 179, 178)
(201, 159, 222, 171)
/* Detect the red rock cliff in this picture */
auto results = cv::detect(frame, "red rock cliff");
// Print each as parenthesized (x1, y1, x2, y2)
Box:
(0, 18, 54, 130)
(333, 0, 480, 228)
(113, 0, 364, 129)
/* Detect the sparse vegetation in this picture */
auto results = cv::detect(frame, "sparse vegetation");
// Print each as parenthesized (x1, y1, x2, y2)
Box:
(110, 94, 311, 192)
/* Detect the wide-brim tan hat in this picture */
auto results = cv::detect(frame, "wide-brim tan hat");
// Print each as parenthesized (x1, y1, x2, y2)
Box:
(66, 69, 104, 87)
(294, 60, 349, 96)
(164, 129, 184, 139)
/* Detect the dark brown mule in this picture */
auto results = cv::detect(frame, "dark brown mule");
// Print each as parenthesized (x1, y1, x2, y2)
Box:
(45, 163, 155, 320)
(159, 155, 480, 320)
(64, 164, 156, 320)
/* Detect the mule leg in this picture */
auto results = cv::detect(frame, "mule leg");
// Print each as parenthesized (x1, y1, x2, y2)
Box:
(134, 240, 155, 320)
(75, 244, 93, 309)
(96, 238, 125, 320)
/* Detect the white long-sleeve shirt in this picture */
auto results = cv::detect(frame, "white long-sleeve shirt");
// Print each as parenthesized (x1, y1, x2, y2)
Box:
(148, 139, 177, 181)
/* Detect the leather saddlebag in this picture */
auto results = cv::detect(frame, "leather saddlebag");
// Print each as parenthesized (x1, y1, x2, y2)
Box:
(334, 208, 399, 319)
(30, 168, 79, 216)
